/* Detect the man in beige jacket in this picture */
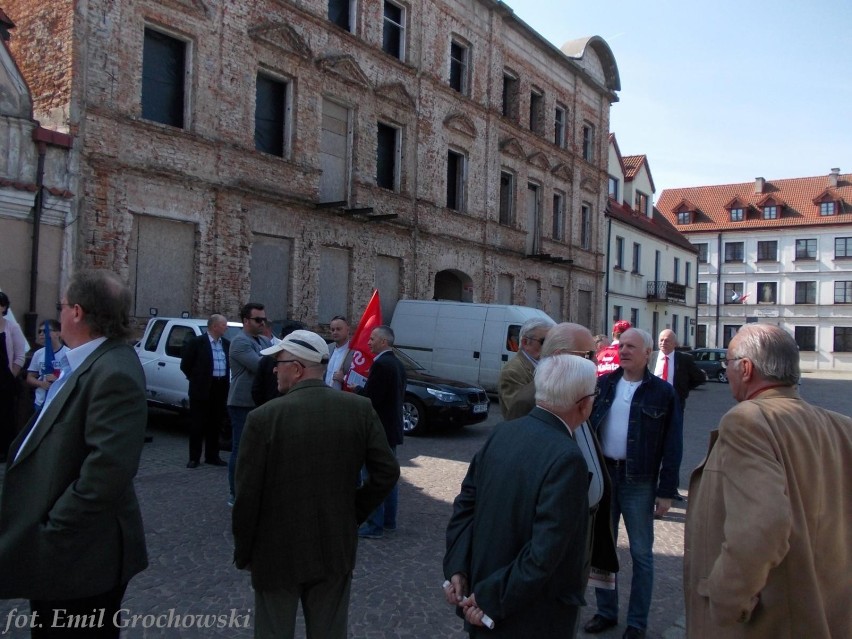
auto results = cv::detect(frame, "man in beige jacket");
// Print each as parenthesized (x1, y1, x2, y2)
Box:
(684, 324, 852, 638)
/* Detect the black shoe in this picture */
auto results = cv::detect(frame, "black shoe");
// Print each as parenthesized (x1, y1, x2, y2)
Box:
(205, 458, 227, 466)
(673, 492, 686, 502)
(622, 627, 645, 639)
(584, 615, 617, 634)
(186, 460, 199, 469)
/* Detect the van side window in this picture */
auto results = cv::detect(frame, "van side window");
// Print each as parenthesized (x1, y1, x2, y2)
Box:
(506, 325, 520, 352)
(166, 325, 195, 358)
(144, 320, 168, 352)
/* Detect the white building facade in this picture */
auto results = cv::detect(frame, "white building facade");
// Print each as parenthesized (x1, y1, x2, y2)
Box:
(658, 170, 852, 373)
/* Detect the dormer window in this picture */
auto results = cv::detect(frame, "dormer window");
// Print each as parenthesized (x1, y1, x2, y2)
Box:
(821, 202, 836, 216)
(730, 207, 744, 222)
(677, 211, 692, 225)
(763, 205, 779, 220)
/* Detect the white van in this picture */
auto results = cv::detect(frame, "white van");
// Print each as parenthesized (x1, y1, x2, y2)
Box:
(390, 300, 554, 393)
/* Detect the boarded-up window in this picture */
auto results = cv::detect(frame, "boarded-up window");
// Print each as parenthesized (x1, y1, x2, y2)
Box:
(497, 274, 513, 304)
(549, 285, 564, 322)
(250, 236, 292, 321)
(129, 215, 194, 317)
(320, 99, 350, 203)
(319, 247, 350, 322)
(525, 279, 540, 308)
(577, 289, 592, 330)
(376, 255, 401, 323)
(255, 74, 287, 157)
(142, 28, 185, 128)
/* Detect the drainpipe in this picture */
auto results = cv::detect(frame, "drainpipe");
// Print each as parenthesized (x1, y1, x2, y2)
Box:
(604, 215, 612, 333)
(715, 232, 722, 347)
(24, 140, 47, 343)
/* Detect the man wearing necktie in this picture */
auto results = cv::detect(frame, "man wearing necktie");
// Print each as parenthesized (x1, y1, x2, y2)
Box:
(0, 269, 148, 637)
(653, 330, 705, 411)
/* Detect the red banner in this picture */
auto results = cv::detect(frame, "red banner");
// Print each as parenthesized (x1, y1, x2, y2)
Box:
(343, 290, 382, 390)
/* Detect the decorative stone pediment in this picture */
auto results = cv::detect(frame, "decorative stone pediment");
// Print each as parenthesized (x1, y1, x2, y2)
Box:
(158, 0, 210, 17)
(527, 151, 550, 171)
(551, 162, 573, 182)
(499, 137, 526, 160)
(580, 173, 600, 193)
(443, 113, 477, 138)
(376, 82, 415, 109)
(316, 54, 371, 90)
(249, 22, 312, 59)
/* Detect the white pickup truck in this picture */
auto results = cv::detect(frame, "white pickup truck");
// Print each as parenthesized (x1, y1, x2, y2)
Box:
(134, 317, 241, 411)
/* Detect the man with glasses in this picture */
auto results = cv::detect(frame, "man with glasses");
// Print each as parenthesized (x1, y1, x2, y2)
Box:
(585, 328, 681, 639)
(498, 317, 555, 419)
(226, 302, 271, 507)
(233, 330, 399, 639)
(684, 324, 852, 638)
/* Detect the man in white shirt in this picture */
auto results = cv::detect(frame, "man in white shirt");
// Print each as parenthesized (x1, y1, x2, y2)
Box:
(325, 315, 352, 389)
(26, 319, 68, 414)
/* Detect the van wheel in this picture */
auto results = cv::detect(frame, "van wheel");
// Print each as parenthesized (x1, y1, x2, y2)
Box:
(403, 397, 428, 436)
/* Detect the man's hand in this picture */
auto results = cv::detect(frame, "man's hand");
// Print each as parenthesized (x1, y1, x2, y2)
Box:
(443, 574, 468, 606)
(654, 497, 672, 517)
(461, 593, 487, 627)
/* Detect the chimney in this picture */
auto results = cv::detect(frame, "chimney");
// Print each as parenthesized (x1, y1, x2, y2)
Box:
(754, 177, 765, 194)
(829, 168, 840, 188)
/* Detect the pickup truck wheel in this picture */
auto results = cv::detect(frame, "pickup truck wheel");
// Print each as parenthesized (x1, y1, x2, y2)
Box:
(403, 397, 428, 436)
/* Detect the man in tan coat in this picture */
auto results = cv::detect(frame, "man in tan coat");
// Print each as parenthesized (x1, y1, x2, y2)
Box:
(497, 317, 553, 419)
(684, 324, 852, 638)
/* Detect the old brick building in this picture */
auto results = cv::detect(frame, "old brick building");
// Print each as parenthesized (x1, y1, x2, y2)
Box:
(3, 0, 619, 330)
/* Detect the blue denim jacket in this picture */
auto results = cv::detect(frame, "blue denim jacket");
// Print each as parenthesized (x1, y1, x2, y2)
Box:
(588, 368, 683, 499)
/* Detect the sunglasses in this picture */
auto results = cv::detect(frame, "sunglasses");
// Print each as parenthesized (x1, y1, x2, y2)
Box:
(249, 317, 267, 324)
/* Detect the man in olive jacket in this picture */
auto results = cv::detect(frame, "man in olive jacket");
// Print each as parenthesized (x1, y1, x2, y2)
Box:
(233, 330, 399, 639)
(0, 270, 148, 637)
(685, 324, 852, 638)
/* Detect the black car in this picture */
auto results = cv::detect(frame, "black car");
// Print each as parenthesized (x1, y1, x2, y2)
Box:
(689, 348, 729, 383)
(394, 348, 490, 435)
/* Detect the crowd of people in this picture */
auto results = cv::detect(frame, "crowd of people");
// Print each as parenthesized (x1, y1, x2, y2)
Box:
(1, 279, 850, 638)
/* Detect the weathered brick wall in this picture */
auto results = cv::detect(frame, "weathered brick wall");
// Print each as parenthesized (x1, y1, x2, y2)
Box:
(8, 0, 617, 329)
(3, 0, 75, 132)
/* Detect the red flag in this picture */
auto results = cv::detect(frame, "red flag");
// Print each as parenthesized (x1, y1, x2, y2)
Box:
(343, 290, 382, 390)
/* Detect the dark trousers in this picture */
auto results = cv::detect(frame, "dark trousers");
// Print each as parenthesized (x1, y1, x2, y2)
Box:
(30, 582, 128, 639)
(188, 377, 228, 463)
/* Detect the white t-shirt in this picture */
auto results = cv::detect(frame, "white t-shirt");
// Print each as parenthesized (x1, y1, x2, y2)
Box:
(600, 377, 642, 460)
(27, 344, 69, 407)
(325, 341, 350, 389)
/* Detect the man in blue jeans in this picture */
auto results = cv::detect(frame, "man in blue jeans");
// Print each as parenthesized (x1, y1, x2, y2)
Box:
(585, 328, 682, 639)
(226, 302, 271, 507)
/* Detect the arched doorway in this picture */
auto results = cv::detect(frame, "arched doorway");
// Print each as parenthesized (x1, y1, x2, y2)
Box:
(434, 269, 473, 302)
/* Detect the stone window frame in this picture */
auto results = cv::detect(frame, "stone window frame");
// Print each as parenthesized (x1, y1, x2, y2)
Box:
(328, 0, 357, 33)
(446, 147, 467, 212)
(376, 120, 402, 191)
(554, 103, 568, 148)
(141, 25, 192, 129)
(449, 37, 471, 95)
(498, 170, 515, 226)
(382, 0, 407, 61)
(254, 70, 292, 158)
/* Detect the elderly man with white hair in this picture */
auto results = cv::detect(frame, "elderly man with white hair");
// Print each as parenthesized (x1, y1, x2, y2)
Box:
(497, 316, 555, 419)
(444, 353, 598, 638)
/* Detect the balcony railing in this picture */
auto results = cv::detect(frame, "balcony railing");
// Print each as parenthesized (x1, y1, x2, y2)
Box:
(647, 281, 686, 304)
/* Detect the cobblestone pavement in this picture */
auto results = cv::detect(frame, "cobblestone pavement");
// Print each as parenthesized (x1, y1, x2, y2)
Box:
(1, 374, 849, 638)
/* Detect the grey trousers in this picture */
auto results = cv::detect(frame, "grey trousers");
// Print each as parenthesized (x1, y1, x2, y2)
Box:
(254, 571, 352, 639)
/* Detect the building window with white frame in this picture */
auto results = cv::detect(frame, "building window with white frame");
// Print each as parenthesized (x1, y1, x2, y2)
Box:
(795, 281, 816, 304)
(631, 308, 639, 329)
(729, 207, 744, 222)
(376, 122, 400, 191)
(677, 210, 691, 224)
(724, 242, 744, 263)
(795, 326, 816, 351)
(673, 257, 680, 283)
(795, 238, 817, 260)
(763, 205, 779, 220)
(820, 202, 836, 216)
(834, 327, 852, 352)
(254, 73, 289, 157)
(835, 237, 852, 258)
(697, 282, 708, 304)
(446, 149, 466, 211)
(449, 39, 469, 94)
(695, 242, 708, 263)
(551, 191, 565, 240)
(685, 261, 692, 287)
(608, 175, 619, 201)
(724, 282, 745, 304)
(382, 1, 405, 60)
(614, 236, 625, 269)
(757, 240, 778, 261)
(632, 242, 641, 274)
(834, 281, 852, 304)
(142, 28, 187, 128)
(634, 191, 648, 216)
(499, 171, 514, 225)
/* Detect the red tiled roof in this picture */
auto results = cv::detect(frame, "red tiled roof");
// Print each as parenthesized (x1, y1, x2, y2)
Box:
(657, 172, 852, 232)
(621, 154, 656, 193)
(606, 197, 696, 253)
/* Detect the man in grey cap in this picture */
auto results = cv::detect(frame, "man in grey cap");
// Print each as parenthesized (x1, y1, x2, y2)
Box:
(232, 330, 400, 639)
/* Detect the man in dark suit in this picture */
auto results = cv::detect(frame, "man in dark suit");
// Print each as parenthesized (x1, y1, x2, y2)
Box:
(354, 325, 406, 539)
(0, 269, 148, 638)
(180, 314, 230, 468)
(444, 354, 598, 638)
(233, 330, 399, 639)
(652, 329, 705, 410)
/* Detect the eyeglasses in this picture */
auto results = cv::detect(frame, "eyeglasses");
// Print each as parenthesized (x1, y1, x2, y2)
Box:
(249, 317, 267, 324)
(55, 302, 73, 313)
(275, 358, 304, 369)
(526, 336, 546, 345)
(576, 387, 600, 404)
(724, 356, 744, 366)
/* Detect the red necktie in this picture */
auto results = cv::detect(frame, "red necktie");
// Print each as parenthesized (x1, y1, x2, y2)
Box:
(661, 354, 669, 382)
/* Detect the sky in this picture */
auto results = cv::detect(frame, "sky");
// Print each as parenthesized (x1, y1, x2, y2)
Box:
(506, 0, 852, 196)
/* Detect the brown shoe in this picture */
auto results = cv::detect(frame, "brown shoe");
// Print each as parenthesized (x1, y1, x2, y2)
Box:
(584, 615, 617, 634)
